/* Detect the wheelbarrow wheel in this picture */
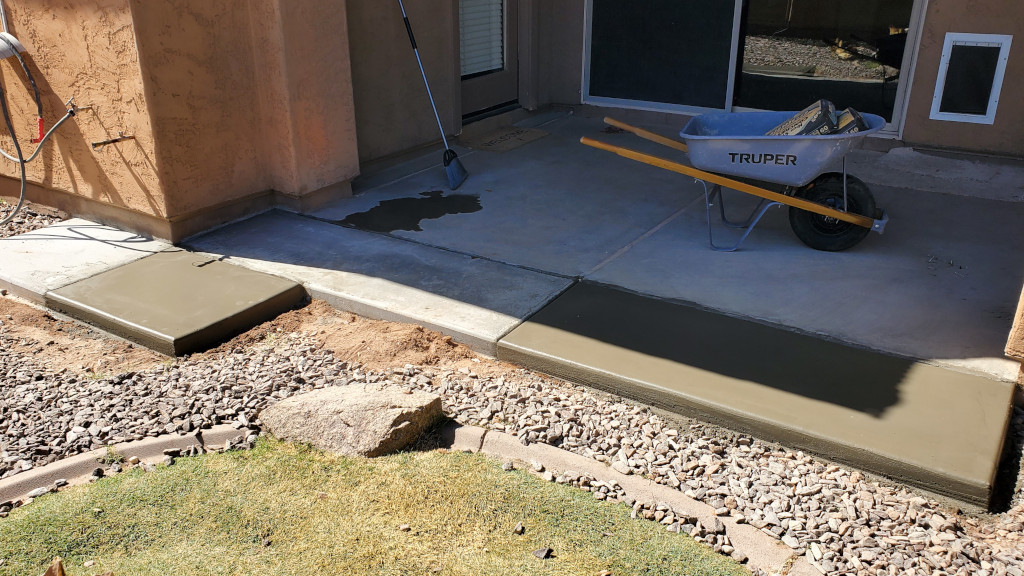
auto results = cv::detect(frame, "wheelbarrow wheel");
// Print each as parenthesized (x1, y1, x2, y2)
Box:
(789, 173, 876, 252)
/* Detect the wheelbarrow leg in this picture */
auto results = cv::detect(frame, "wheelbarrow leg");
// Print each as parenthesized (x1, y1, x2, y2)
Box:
(700, 180, 781, 252)
(712, 184, 773, 229)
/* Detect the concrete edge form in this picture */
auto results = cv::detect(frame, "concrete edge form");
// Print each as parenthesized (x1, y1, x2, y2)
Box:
(0, 425, 245, 505)
(498, 341, 999, 507)
(440, 421, 806, 575)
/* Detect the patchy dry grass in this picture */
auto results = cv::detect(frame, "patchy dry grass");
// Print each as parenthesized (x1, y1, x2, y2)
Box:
(0, 439, 748, 576)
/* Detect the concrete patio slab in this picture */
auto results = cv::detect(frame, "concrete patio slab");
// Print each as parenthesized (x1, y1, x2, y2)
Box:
(186, 210, 573, 356)
(312, 116, 702, 278)
(587, 183, 1024, 382)
(46, 250, 306, 356)
(498, 282, 1015, 506)
(0, 218, 169, 303)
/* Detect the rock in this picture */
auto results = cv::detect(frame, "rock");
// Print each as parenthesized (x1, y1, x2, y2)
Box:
(611, 460, 631, 475)
(514, 522, 525, 535)
(502, 461, 515, 472)
(54, 479, 67, 488)
(399, 524, 411, 532)
(730, 550, 748, 563)
(27, 486, 51, 498)
(259, 385, 443, 457)
(533, 548, 554, 559)
(782, 535, 801, 549)
(700, 516, 725, 535)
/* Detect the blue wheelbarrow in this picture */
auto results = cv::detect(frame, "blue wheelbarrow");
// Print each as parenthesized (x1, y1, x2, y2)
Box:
(581, 112, 888, 251)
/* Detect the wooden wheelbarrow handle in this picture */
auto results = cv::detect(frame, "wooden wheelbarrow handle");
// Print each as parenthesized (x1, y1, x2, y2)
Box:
(603, 117, 689, 153)
(580, 136, 876, 229)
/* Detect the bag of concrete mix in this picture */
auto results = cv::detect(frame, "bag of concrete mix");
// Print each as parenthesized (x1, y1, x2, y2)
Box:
(766, 99, 837, 136)
(833, 107, 869, 134)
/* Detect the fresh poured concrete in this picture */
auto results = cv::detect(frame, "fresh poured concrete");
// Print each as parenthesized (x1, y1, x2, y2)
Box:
(499, 282, 1015, 506)
(186, 210, 573, 356)
(46, 250, 306, 356)
(0, 218, 170, 302)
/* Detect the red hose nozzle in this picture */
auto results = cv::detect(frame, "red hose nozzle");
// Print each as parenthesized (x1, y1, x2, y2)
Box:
(30, 117, 44, 143)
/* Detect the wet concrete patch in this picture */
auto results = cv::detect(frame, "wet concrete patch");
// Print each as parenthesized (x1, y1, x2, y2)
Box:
(498, 281, 1014, 506)
(337, 191, 482, 233)
(45, 250, 306, 356)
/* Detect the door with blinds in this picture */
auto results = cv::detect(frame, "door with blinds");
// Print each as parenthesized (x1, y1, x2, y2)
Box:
(460, 0, 518, 118)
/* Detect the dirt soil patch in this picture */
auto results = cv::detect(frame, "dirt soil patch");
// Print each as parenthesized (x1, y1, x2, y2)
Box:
(1, 295, 520, 380)
(0, 295, 164, 377)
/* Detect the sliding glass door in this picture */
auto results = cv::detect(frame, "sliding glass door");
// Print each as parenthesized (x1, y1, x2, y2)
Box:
(584, 0, 922, 128)
(734, 0, 917, 123)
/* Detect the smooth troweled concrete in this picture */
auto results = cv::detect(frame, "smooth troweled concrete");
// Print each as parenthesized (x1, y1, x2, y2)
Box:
(186, 210, 573, 356)
(0, 218, 169, 302)
(46, 250, 306, 356)
(498, 282, 1015, 506)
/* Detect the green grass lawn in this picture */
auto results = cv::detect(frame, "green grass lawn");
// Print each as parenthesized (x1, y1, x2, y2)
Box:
(0, 438, 749, 576)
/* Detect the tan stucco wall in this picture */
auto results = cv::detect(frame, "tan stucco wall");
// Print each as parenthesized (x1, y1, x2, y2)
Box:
(0, 0, 360, 240)
(347, 0, 458, 164)
(537, 0, 585, 107)
(130, 0, 360, 220)
(0, 0, 165, 218)
(902, 0, 1024, 157)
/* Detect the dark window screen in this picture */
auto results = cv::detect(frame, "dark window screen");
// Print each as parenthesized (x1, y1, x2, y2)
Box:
(939, 44, 1001, 116)
(589, 1, 736, 109)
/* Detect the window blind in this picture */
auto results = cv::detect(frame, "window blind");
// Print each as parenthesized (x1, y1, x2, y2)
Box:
(460, 0, 504, 78)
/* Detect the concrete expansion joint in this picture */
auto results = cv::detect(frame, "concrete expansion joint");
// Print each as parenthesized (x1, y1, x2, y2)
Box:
(443, 422, 801, 575)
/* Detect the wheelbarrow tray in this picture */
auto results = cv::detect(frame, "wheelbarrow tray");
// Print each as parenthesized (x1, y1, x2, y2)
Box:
(680, 111, 885, 187)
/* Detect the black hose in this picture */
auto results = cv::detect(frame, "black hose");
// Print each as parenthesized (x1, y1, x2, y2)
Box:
(0, 34, 41, 119)
(0, 67, 27, 227)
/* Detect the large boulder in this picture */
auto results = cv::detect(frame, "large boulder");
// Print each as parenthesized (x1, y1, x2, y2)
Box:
(259, 385, 443, 457)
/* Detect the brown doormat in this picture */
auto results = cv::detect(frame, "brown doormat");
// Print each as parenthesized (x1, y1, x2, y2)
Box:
(458, 126, 548, 152)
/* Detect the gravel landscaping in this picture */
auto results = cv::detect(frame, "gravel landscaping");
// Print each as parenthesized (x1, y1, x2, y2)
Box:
(743, 35, 897, 81)
(3, 309, 1024, 575)
(0, 202, 65, 238)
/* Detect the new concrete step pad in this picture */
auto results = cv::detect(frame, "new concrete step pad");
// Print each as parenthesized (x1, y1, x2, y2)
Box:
(498, 282, 1014, 506)
(46, 250, 306, 356)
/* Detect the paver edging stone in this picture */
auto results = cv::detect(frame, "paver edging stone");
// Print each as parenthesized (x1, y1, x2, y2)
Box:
(0, 425, 245, 506)
(446, 422, 809, 576)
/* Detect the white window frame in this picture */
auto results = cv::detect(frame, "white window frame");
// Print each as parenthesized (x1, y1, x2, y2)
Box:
(929, 32, 1012, 125)
(581, 0, 743, 115)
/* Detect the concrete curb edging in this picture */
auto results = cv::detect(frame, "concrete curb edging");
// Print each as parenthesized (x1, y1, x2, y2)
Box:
(0, 425, 246, 506)
(443, 422, 817, 576)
